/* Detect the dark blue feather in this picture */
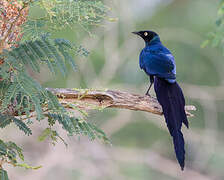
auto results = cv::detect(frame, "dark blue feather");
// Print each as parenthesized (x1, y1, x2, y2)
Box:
(154, 77, 188, 170)
(139, 37, 176, 83)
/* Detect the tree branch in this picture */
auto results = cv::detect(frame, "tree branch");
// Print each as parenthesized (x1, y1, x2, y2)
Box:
(46, 88, 196, 117)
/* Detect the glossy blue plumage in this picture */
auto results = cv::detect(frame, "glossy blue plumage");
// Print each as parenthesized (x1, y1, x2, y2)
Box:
(136, 33, 189, 170)
(139, 36, 176, 83)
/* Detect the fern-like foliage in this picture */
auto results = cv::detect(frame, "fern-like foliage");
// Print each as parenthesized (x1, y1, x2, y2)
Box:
(0, 35, 108, 143)
(0, 0, 111, 178)
(0, 114, 32, 135)
(22, 0, 111, 40)
(38, 127, 67, 146)
(0, 139, 40, 179)
(0, 169, 9, 180)
(1, 35, 87, 76)
(45, 113, 110, 143)
(0, 35, 82, 119)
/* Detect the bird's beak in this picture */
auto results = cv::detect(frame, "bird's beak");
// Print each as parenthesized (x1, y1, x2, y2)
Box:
(132, 31, 140, 35)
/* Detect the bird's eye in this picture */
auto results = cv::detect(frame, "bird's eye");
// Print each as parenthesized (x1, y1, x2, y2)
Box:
(144, 32, 148, 36)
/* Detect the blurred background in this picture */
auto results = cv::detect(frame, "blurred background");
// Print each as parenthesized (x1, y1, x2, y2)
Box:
(3, 0, 224, 179)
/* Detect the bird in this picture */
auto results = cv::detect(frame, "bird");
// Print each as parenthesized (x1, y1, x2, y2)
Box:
(132, 30, 189, 170)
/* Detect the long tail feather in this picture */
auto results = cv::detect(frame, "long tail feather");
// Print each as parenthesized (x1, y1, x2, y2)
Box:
(154, 77, 188, 170)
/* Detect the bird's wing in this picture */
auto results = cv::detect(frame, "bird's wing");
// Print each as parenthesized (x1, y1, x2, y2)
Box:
(140, 48, 176, 80)
(139, 50, 145, 69)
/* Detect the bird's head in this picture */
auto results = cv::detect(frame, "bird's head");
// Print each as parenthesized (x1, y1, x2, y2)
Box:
(132, 30, 159, 44)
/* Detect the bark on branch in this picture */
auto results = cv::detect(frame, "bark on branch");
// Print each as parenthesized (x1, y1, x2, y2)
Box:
(46, 88, 196, 117)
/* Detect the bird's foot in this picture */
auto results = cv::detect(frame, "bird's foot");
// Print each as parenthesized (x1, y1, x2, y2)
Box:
(145, 93, 151, 97)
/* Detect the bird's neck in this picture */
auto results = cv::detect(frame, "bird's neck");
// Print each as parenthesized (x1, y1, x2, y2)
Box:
(145, 36, 161, 46)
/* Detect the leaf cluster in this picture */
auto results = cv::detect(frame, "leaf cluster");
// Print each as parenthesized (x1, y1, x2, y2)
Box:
(0, 0, 111, 177)
(0, 139, 41, 179)
(202, 0, 224, 51)
(0, 34, 108, 142)
(22, 0, 111, 40)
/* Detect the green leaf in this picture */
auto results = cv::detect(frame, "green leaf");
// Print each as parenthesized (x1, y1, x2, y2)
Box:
(0, 114, 12, 128)
(55, 38, 76, 71)
(26, 0, 111, 35)
(7, 141, 24, 161)
(0, 80, 10, 98)
(0, 169, 9, 180)
(82, 122, 95, 140)
(88, 123, 110, 144)
(2, 36, 80, 77)
(0, 140, 7, 156)
(21, 43, 40, 72)
(1, 83, 19, 112)
(47, 113, 74, 134)
(200, 40, 210, 48)
(216, 18, 222, 26)
(7, 149, 17, 161)
(38, 128, 68, 147)
(12, 118, 32, 136)
(38, 128, 52, 141)
(16, 163, 42, 170)
(212, 35, 221, 47)
(51, 130, 68, 147)
(46, 90, 62, 111)
(41, 36, 67, 76)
